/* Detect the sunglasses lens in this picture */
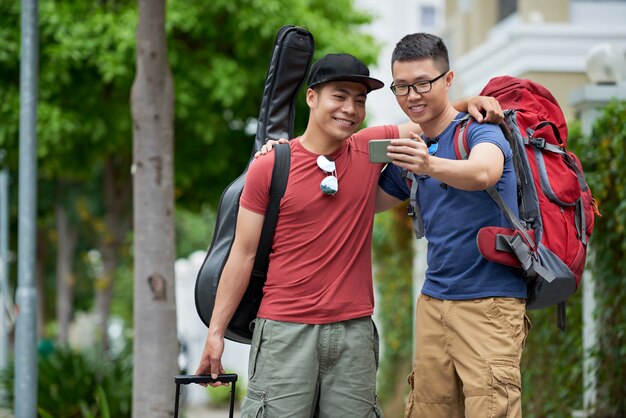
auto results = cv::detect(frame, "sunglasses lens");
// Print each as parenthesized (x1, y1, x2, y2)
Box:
(320, 176, 338, 195)
(317, 155, 336, 172)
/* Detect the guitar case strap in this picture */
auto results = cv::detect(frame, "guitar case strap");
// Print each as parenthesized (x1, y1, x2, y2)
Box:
(194, 26, 314, 343)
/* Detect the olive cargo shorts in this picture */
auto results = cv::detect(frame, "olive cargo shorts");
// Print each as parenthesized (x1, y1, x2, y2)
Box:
(404, 295, 531, 418)
(241, 316, 383, 418)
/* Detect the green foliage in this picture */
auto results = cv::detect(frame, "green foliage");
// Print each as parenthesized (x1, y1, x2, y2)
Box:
(204, 378, 246, 408)
(0, 0, 379, 208)
(175, 206, 215, 258)
(372, 206, 414, 415)
(521, 293, 583, 417)
(521, 103, 626, 416)
(0, 342, 132, 418)
(569, 100, 626, 416)
(0, 0, 136, 179)
(166, 0, 381, 208)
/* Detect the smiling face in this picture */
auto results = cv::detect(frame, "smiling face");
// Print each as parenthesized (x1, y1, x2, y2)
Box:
(306, 81, 368, 144)
(391, 57, 453, 133)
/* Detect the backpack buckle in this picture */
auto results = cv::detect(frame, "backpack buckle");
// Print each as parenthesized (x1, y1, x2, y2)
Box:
(529, 136, 546, 149)
(407, 204, 416, 218)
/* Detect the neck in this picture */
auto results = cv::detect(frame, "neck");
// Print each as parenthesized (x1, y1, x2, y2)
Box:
(299, 127, 347, 155)
(420, 105, 460, 138)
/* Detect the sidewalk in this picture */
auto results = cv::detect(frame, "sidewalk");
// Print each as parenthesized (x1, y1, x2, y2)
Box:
(183, 404, 238, 418)
(0, 405, 235, 418)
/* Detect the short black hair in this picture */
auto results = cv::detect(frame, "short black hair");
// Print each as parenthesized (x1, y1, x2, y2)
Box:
(391, 33, 450, 73)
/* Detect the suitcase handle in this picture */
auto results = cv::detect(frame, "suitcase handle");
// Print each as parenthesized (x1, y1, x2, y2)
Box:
(174, 374, 238, 418)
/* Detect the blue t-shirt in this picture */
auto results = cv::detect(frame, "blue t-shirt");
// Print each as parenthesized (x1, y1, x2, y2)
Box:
(380, 114, 527, 300)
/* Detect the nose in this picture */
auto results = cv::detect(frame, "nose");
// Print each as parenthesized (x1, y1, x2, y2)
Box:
(341, 99, 356, 114)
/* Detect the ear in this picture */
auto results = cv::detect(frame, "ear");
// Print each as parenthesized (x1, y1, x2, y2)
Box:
(445, 70, 454, 87)
(306, 88, 318, 108)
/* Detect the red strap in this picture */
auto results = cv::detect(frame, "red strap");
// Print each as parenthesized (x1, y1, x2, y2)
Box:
(453, 118, 473, 160)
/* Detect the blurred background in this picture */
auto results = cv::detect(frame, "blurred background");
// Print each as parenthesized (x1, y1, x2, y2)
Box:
(0, 0, 625, 417)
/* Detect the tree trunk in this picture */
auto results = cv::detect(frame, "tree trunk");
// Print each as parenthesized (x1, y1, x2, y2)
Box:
(55, 194, 77, 345)
(131, 0, 178, 416)
(95, 156, 132, 352)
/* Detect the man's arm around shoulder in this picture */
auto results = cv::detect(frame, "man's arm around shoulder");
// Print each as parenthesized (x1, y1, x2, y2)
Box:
(195, 207, 265, 385)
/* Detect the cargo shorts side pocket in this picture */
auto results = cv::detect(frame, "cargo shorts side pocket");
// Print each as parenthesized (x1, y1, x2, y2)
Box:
(372, 395, 383, 418)
(248, 318, 268, 381)
(241, 384, 267, 418)
(522, 314, 532, 349)
(489, 359, 522, 418)
(371, 319, 380, 370)
(489, 297, 526, 345)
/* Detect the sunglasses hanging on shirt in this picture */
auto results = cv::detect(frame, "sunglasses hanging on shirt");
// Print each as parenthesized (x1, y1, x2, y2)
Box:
(317, 155, 338, 195)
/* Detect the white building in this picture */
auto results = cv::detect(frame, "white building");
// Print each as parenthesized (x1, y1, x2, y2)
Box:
(357, 0, 626, 122)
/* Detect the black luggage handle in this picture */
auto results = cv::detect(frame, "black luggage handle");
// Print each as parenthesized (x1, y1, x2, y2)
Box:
(174, 373, 238, 418)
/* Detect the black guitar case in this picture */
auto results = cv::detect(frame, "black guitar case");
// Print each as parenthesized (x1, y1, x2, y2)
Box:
(194, 26, 315, 344)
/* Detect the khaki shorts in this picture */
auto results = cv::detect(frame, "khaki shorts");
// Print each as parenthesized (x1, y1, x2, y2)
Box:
(404, 295, 531, 418)
(241, 316, 383, 418)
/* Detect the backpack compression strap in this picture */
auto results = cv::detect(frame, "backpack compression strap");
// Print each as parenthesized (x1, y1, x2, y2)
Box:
(403, 169, 425, 239)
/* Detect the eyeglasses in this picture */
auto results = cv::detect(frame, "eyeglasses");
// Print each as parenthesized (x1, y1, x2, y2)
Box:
(390, 71, 448, 96)
(317, 155, 338, 195)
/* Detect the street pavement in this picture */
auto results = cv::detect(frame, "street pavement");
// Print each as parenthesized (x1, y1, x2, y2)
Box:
(0, 405, 235, 418)
(183, 404, 237, 418)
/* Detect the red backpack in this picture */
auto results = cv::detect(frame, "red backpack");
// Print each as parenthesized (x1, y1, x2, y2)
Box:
(454, 76, 600, 329)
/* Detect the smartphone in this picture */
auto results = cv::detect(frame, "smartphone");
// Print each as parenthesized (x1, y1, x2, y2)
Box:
(368, 139, 392, 163)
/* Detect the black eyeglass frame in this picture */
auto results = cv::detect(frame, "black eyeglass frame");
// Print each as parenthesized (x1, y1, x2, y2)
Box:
(390, 71, 448, 96)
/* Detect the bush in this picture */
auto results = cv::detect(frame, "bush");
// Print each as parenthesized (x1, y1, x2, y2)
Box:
(0, 341, 132, 418)
(569, 100, 626, 416)
(204, 378, 246, 408)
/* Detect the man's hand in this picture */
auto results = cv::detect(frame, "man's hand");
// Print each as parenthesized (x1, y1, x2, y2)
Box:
(386, 135, 430, 176)
(254, 138, 289, 158)
(194, 331, 227, 387)
(466, 96, 503, 124)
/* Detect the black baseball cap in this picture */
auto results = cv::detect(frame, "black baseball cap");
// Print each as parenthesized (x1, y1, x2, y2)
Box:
(307, 53, 384, 93)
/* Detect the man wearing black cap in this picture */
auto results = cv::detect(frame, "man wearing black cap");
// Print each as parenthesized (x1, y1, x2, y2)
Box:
(195, 53, 396, 417)
(196, 53, 500, 417)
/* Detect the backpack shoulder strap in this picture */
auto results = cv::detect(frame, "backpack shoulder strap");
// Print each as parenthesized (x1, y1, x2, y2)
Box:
(402, 168, 425, 239)
(453, 115, 474, 160)
(251, 143, 291, 279)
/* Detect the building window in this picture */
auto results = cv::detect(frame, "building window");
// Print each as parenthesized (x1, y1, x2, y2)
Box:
(498, 0, 517, 21)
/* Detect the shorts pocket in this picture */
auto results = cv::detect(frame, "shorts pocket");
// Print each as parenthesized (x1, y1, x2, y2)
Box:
(489, 298, 526, 343)
(241, 384, 267, 418)
(489, 359, 522, 418)
(248, 318, 267, 380)
(522, 314, 532, 349)
(372, 395, 383, 418)
(372, 319, 380, 370)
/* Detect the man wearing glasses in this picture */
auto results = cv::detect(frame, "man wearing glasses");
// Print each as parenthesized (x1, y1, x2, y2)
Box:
(195, 52, 503, 417)
(376, 33, 528, 418)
